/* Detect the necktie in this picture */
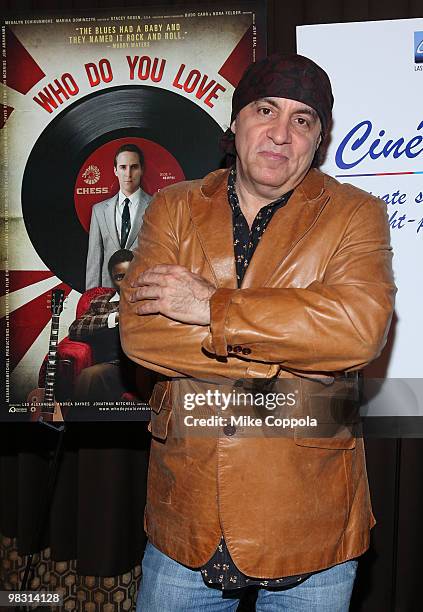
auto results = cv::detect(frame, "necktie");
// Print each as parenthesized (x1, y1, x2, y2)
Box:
(120, 198, 131, 248)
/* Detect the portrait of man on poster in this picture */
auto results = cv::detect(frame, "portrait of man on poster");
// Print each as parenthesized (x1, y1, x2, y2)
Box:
(85, 143, 152, 290)
(120, 54, 396, 611)
(71, 249, 140, 402)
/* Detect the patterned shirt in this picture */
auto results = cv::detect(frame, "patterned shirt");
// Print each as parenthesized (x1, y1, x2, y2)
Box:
(200, 167, 310, 591)
(228, 166, 292, 285)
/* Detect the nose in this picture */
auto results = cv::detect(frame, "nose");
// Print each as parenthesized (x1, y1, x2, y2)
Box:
(266, 115, 291, 145)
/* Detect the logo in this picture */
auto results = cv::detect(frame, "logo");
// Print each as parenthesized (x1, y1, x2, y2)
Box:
(335, 120, 423, 171)
(82, 164, 100, 184)
(415, 31, 423, 63)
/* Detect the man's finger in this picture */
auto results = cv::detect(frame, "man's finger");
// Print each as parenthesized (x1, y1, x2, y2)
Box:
(131, 272, 163, 288)
(129, 285, 162, 302)
(135, 301, 161, 316)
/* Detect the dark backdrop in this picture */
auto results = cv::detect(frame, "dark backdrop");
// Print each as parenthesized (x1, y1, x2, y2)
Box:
(1, 1, 422, 611)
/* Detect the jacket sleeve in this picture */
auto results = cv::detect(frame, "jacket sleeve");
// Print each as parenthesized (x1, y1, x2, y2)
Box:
(85, 208, 103, 290)
(69, 297, 116, 340)
(202, 196, 396, 372)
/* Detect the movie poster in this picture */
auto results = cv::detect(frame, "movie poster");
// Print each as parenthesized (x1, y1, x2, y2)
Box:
(1, 2, 266, 422)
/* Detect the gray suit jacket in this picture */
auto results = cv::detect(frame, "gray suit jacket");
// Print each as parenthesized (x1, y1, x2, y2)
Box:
(85, 189, 152, 289)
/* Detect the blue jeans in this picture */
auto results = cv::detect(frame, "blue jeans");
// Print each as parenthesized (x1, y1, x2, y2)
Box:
(137, 541, 358, 611)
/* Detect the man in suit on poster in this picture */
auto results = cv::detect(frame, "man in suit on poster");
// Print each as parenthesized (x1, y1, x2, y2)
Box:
(120, 54, 396, 610)
(85, 143, 152, 290)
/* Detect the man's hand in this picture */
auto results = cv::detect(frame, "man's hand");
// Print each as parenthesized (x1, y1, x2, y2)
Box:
(129, 264, 216, 325)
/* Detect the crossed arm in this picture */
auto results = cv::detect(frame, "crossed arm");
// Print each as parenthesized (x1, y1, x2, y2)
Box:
(119, 190, 396, 378)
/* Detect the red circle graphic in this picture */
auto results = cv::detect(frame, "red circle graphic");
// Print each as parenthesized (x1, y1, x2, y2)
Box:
(74, 137, 185, 232)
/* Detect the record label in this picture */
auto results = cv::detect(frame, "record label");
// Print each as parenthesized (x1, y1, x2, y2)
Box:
(74, 137, 185, 232)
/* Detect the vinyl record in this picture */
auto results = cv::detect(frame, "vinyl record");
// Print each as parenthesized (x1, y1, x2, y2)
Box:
(22, 85, 224, 292)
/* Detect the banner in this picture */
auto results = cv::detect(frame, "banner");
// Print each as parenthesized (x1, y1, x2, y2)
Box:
(297, 19, 423, 421)
(1, 2, 266, 421)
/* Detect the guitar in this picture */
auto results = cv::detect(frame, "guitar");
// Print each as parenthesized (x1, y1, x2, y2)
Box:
(28, 289, 65, 423)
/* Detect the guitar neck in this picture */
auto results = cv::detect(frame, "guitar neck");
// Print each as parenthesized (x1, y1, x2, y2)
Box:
(44, 313, 60, 406)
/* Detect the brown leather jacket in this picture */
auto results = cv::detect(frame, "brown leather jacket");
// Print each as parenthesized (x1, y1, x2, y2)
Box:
(119, 167, 396, 577)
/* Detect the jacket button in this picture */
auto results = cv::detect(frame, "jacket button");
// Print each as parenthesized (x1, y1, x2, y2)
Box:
(223, 424, 236, 436)
(227, 344, 233, 352)
(242, 347, 251, 355)
(233, 345, 242, 353)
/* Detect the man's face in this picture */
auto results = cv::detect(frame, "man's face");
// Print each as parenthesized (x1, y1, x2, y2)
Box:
(111, 260, 131, 292)
(114, 151, 143, 196)
(231, 97, 322, 197)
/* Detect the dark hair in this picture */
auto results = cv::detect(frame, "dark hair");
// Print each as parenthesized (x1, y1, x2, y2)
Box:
(113, 143, 145, 168)
(108, 249, 134, 276)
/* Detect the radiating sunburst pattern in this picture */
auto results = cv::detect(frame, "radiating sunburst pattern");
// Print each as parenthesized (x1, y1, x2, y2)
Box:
(2, 271, 81, 402)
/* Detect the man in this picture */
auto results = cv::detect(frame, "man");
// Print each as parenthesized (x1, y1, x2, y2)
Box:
(85, 143, 151, 289)
(119, 54, 396, 611)
(71, 249, 137, 401)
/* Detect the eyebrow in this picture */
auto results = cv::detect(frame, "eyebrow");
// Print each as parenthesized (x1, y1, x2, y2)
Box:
(294, 107, 319, 121)
(254, 98, 318, 120)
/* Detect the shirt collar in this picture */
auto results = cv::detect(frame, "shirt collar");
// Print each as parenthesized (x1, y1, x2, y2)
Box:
(118, 188, 141, 207)
(109, 291, 120, 302)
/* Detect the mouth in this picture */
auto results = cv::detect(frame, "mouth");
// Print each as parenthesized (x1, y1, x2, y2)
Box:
(258, 151, 289, 161)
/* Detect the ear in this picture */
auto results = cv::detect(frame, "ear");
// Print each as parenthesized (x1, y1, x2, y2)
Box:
(230, 119, 236, 135)
(113, 166, 118, 177)
(316, 133, 322, 150)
